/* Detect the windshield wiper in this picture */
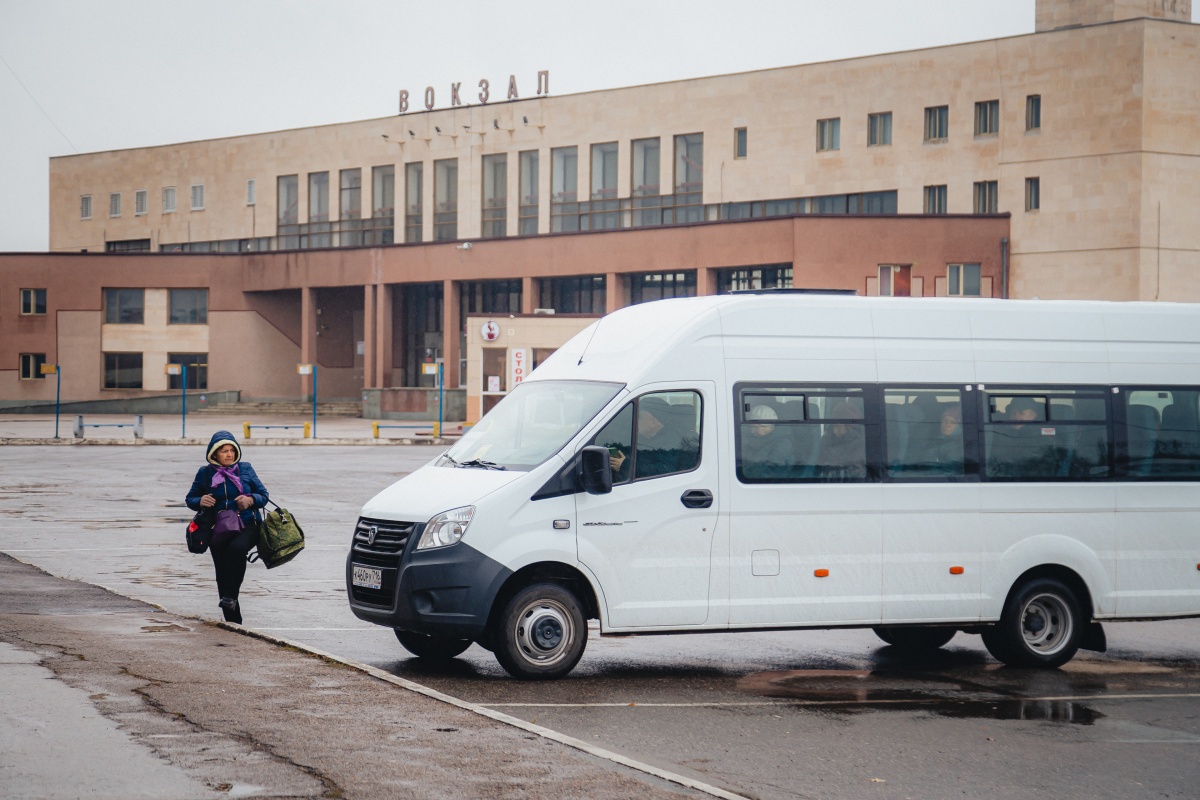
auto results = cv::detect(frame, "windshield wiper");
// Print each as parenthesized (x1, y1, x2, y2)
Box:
(455, 458, 506, 470)
(441, 454, 461, 466)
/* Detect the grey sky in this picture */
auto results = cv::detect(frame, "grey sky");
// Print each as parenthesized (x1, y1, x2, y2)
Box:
(4, 0, 1180, 253)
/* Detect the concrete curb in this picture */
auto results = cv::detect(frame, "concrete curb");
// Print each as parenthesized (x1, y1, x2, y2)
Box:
(0, 437, 457, 446)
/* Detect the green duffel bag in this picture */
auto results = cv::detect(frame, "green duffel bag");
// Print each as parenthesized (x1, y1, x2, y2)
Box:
(254, 500, 305, 569)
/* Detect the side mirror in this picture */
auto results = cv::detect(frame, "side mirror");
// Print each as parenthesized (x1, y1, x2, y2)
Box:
(580, 445, 613, 495)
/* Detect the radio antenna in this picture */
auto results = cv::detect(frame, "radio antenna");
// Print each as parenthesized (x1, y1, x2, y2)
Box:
(576, 317, 603, 365)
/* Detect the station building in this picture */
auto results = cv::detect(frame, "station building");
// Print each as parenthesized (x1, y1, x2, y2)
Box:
(2, 0, 1197, 421)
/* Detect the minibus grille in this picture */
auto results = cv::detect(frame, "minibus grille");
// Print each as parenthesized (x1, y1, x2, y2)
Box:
(353, 517, 415, 554)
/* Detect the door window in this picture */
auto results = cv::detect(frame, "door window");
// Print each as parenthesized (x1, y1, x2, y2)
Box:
(590, 391, 702, 483)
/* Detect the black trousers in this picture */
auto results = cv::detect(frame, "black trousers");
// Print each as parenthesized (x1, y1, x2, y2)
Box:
(209, 524, 257, 621)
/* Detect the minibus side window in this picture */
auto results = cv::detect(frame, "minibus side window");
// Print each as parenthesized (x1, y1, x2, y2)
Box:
(1124, 388, 1200, 479)
(883, 387, 966, 478)
(632, 391, 702, 480)
(983, 388, 1110, 480)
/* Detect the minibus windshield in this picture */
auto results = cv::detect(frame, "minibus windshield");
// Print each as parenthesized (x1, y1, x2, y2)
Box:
(439, 380, 623, 470)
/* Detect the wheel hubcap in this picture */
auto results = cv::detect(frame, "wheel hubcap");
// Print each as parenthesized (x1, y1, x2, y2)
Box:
(514, 599, 573, 665)
(1021, 592, 1073, 656)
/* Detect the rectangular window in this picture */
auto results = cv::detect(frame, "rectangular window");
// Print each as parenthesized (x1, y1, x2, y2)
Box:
(372, 165, 394, 217)
(481, 153, 507, 239)
(405, 163, 423, 243)
(631, 138, 660, 196)
(80, 195, 92, 220)
(589, 142, 619, 230)
(1026, 94, 1042, 131)
(433, 158, 458, 241)
(20, 288, 47, 315)
(884, 387, 969, 478)
(277, 175, 298, 225)
(973, 180, 999, 214)
(1025, 177, 1040, 211)
(983, 388, 1110, 480)
(19, 353, 46, 380)
(103, 352, 143, 389)
(673, 133, 704, 222)
(538, 275, 606, 314)
(109, 192, 121, 218)
(518, 150, 538, 236)
(878, 265, 911, 297)
(974, 100, 1000, 136)
(162, 186, 177, 214)
(168, 353, 208, 390)
(816, 118, 841, 152)
(924, 105, 949, 141)
(103, 288, 144, 324)
(717, 265, 793, 294)
(246, 179, 256, 206)
(308, 172, 329, 222)
(628, 272, 697, 305)
(868, 112, 892, 146)
(734, 384, 872, 483)
(947, 263, 982, 297)
(135, 189, 147, 216)
(1124, 388, 1200, 479)
(190, 184, 205, 211)
(339, 169, 361, 219)
(169, 289, 208, 324)
(734, 127, 748, 159)
(550, 146, 579, 232)
(924, 185, 948, 214)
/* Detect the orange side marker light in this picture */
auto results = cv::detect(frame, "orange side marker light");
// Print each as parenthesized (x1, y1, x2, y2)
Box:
(949, 566, 965, 575)
(814, 569, 830, 578)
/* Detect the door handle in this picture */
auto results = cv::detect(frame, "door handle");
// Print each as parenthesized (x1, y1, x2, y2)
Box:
(680, 489, 713, 509)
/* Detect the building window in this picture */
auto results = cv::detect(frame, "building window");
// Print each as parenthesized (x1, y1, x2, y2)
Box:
(816, 118, 841, 152)
(433, 158, 458, 241)
(518, 150, 539, 236)
(538, 275, 606, 314)
(674, 133, 704, 222)
(169, 289, 208, 324)
(878, 264, 912, 297)
(631, 138, 660, 197)
(135, 189, 147, 216)
(924, 185, 948, 214)
(105, 239, 151, 253)
(168, 353, 208, 390)
(973, 180, 999, 214)
(974, 100, 1000, 136)
(590, 142, 619, 231)
(1025, 177, 1041, 212)
(308, 172, 328, 222)
(734, 127, 748, 159)
(277, 175, 298, 225)
(481, 153, 507, 239)
(103, 288, 145, 324)
(405, 162, 423, 243)
(868, 112, 892, 146)
(103, 352, 143, 389)
(948, 263, 982, 297)
(109, 192, 121, 218)
(924, 105, 949, 141)
(550, 146, 579, 232)
(162, 186, 177, 214)
(190, 184, 205, 211)
(340, 169, 361, 220)
(628, 272, 697, 305)
(246, 179, 256, 206)
(372, 166, 394, 218)
(717, 265, 793, 294)
(1026, 95, 1042, 131)
(20, 288, 47, 315)
(80, 195, 92, 220)
(19, 353, 46, 380)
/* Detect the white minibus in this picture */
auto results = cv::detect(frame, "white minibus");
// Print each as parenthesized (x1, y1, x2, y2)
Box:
(346, 294, 1200, 679)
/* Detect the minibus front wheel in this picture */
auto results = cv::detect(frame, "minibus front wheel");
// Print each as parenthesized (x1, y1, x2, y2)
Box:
(494, 582, 587, 680)
(394, 629, 473, 660)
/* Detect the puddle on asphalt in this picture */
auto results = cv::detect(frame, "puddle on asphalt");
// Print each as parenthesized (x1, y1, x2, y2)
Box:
(738, 669, 1103, 724)
(141, 623, 191, 633)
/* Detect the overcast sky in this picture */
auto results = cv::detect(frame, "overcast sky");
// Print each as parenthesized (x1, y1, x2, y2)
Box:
(4, 0, 1187, 253)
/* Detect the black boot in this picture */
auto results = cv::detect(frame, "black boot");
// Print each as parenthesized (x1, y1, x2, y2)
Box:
(218, 596, 242, 624)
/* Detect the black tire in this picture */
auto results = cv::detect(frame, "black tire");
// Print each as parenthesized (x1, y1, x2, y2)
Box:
(394, 629, 472, 660)
(873, 626, 956, 650)
(981, 577, 1083, 668)
(493, 582, 587, 680)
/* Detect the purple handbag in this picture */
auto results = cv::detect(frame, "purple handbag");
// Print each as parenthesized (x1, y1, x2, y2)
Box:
(211, 509, 244, 546)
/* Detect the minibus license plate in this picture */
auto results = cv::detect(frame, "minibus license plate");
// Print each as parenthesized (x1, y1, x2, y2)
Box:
(352, 565, 382, 590)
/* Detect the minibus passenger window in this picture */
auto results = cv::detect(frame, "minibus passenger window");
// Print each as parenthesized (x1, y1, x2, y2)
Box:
(883, 388, 965, 478)
(984, 390, 1110, 480)
(814, 398, 867, 482)
(735, 386, 870, 483)
(1126, 389, 1200, 478)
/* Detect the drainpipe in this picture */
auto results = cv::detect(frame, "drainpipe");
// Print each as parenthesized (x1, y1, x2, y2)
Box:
(1001, 237, 1010, 299)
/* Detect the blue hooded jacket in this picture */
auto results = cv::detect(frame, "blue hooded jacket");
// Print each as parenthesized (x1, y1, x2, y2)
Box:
(185, 430, 269, 525)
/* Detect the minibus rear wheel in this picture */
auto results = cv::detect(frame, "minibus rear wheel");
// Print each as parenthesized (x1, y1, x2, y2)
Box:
(394, 629, 472, 660)
(981, 577, 1083, 669)
(873, 626, 956, 650)
(494, 583, 587, 680)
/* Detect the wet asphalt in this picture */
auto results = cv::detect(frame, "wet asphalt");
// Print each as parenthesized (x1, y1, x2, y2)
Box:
(3, 443, 1200, 799)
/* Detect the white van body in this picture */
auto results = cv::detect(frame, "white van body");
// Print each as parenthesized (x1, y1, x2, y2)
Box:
(347, 294, 1200, 678)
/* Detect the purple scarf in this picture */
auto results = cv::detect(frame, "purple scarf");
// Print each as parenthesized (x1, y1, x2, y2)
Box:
(211, 465, 243, 494)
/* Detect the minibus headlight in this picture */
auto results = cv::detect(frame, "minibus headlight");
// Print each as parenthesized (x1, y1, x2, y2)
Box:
(417, 506, 475, 550)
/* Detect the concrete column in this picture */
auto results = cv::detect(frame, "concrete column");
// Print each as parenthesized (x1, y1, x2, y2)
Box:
(301, 286, 317, 400)
(697, 267, 718, 297)
(377, 285, 394, 387)
(522, 276, 535, 314)
(442, 279, 460, 389)
(363, 284, 376, 388)
(605, 272, 623, 314)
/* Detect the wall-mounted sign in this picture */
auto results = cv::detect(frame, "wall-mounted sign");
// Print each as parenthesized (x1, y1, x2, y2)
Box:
(297, 363, 313, 375)
(399, 71, 549, 114)
(481, 320, 500, 341)
(510, 348, 528, 390)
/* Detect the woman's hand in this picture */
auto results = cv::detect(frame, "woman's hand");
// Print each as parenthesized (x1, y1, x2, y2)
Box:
(235, 495, 254, 511)
(198, 494, 216, 508)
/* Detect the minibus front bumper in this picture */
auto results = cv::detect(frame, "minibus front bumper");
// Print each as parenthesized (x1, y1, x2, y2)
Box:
(345, 517, 512, 641)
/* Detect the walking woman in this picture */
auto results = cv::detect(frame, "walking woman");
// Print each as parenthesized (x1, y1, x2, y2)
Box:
(185, 430, 269, 624)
